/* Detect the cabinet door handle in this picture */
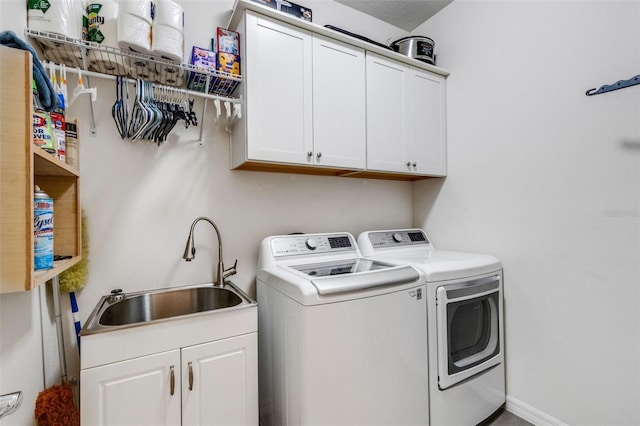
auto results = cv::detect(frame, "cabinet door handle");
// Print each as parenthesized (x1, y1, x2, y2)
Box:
(307, 151, 313, 157)
(316, 152, 322, 158)
(412, 162, 417, 167)
(188, 362, 194, 391)
(170, 365, 175, 396)
(406, 161, 411, 167)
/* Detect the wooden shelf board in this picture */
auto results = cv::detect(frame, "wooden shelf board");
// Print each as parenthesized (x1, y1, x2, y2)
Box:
(34, 147, 79, 177)
(33, 256, 82, 287)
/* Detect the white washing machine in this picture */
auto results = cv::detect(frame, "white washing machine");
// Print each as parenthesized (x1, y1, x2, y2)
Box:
(358, 229, 505, 426)
(257, 232, 429, 426)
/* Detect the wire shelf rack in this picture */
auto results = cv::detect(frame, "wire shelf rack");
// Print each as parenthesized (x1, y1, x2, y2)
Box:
(25, 28, 242, 97)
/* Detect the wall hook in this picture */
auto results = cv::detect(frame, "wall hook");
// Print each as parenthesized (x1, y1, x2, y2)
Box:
(69, 68, 97, 106)
(585, 74, 640, 96)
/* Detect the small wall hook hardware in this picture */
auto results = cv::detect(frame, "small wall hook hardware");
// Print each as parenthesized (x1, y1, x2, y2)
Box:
(585, 74, 640, 96)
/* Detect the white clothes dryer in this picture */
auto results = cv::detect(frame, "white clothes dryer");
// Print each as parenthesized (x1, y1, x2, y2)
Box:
(358, 229, 505, 426)
(257, 232, 429, 426)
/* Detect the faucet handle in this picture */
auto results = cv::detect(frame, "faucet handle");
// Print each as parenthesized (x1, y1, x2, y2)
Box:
(223, 259, 238, 279)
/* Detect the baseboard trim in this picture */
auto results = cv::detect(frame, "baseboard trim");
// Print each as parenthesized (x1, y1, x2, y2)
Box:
(506, 396, 568, 426)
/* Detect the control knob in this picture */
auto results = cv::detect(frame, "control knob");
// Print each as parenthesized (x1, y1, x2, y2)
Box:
(392, 233, 403, 243)
(305, 238, 318, 250)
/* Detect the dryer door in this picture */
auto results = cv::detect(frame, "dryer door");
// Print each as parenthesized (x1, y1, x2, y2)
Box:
(436, 274, 503, 390)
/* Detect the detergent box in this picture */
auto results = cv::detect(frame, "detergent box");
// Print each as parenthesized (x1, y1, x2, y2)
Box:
(216, 52, 240, 76)
(210, 51, 240, 96)
(187, 46, 217, 92)
(211, 27, 240, 56)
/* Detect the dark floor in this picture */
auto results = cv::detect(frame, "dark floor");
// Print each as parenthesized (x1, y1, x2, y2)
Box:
(486, 409, 534, 426)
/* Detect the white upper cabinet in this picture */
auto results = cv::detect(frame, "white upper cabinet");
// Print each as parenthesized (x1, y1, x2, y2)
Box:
(241, 12, 313, 165)
(408, 67, 447, 176)
(366, 53, 410, 173)
(232, 11, 366, 171)
(312, 34, 366, 169)
(366, 52, 447, 176)
(229, 2, 448, 179)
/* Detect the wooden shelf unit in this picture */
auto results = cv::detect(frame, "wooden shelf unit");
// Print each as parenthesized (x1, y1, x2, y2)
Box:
(0, 46, 81, 293)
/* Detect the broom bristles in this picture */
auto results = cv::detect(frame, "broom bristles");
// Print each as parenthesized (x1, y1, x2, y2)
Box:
(59, 211, 88, 293)
(34, 383, 79, 426)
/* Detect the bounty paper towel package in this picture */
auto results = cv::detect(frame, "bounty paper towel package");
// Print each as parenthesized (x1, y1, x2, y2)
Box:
(86, 1, 130, 75)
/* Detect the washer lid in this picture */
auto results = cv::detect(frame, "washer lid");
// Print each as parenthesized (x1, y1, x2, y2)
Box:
(289, 259, 420, 295)
(290, 258, 390, 277)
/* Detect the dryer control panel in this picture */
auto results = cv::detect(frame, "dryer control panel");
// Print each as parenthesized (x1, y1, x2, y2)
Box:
(365, 229, 431, 248)
(270, 233, 356, 257)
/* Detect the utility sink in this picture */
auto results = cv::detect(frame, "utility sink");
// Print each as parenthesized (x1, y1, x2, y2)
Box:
(81, 282, 256, 335)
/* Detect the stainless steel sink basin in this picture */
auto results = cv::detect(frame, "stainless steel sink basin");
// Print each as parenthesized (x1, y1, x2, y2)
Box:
(81, 283, 256, 335)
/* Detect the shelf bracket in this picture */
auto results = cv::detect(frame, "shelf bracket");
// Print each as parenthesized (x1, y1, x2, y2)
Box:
(83, 75, 98, 137)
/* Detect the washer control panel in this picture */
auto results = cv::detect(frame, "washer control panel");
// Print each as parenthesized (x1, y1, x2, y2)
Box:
(366, 230, 431, 248)
(271, 233, 356, 257)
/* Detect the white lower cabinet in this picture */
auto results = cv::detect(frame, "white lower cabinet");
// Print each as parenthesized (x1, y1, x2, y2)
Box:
(182, 334, 258, 426)
(81, 333, 258, 426)
(81, 350, 181, 425)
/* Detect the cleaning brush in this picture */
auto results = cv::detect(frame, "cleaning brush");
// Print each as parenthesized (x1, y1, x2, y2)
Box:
(59, 210, 88, 293)
(59, 210, 88, 350)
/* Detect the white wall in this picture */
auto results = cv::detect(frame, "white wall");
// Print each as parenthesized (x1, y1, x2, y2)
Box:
(0, 1, 410, 424)
(413, 1, 640, 425)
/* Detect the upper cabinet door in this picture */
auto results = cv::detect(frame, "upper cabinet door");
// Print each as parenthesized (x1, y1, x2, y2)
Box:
(244, 12, 313, 164)
(408, 68, 447, 176)
(365, 53, 410, 173)
(312, 35, 366, 169)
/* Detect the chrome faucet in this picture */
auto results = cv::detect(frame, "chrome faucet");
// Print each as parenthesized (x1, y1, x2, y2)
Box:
(183, 217, 237, 286)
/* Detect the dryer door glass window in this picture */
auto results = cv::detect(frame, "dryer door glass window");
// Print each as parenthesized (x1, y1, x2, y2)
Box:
(447, 292, 499, 375)
(436, 274, 503, 390)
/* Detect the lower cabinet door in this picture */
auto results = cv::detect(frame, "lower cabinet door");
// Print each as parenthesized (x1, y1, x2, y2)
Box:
(182, 333, 258, 426)
(81, 349, 181, 426)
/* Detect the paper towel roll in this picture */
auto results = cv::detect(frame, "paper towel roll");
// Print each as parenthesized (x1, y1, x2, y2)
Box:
(155, 62, 184, 75)
(157, 72, 184, 87)
(156, 62, 185, 86)
(128, 57, 157, 80)
(118, 11, 152, 54)
(88, 51, 130, 75)
(152, 25, 184, 63)
(129, 69, 157, 82)
(86, 0, 119, 47)
(119, 0, 153, 23)
(151, 0, 184, 62)
(127, 55, 152, 70)
(28, 0, 84, 45)
(153, 0, 184, 28)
